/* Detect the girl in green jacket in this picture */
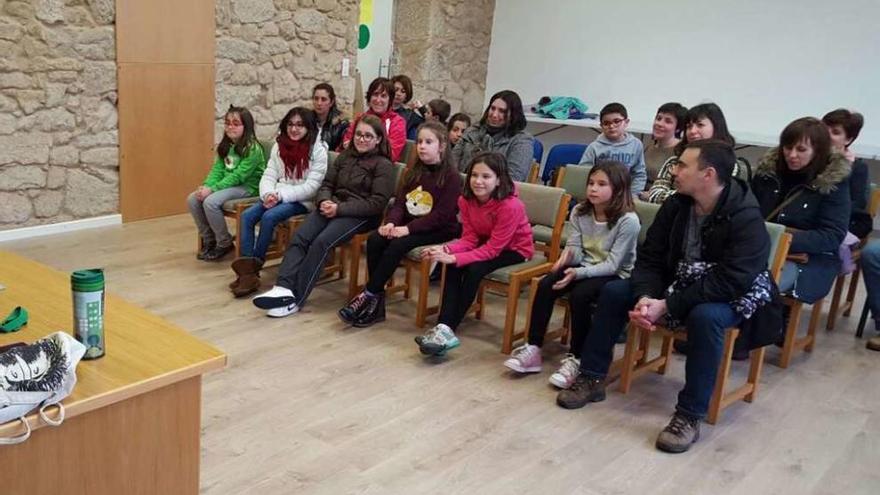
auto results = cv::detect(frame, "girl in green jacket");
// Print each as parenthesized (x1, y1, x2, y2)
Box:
(187, 105, 266, 261)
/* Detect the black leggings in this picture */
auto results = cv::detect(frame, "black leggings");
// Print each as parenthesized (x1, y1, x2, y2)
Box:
(364, 230, 456, 294)
(438, 250, 525, 330)
(527, 270, 618, 357)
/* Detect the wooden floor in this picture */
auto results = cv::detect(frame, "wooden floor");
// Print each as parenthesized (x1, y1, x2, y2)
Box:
(2, 214, 879, 494)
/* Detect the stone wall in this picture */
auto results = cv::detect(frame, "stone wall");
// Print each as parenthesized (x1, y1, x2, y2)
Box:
(0, 0, 118, 230)
(215, 0, 360, 139)
(393, 0, 495, 118)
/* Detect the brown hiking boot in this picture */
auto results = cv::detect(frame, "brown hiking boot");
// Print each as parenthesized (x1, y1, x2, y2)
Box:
(867, 336, 880, 352)
(656, 412, 701, 453)
(556, 372, 606, 409)
(231, 257, 263, 298)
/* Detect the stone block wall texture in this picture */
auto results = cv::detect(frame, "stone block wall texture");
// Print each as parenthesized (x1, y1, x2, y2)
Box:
(392, 0, 494, 119)
(0, 0, 118, 230)
(215, 0, 360, 140)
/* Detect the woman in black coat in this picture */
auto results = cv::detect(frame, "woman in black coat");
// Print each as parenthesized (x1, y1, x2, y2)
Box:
(751, 117, 851, 303)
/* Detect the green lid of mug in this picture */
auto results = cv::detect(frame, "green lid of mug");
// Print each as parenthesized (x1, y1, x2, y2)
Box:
(71, 269, 104, 292)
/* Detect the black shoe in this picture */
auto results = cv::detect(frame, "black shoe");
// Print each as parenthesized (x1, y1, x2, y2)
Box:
(203, 242, 235, 261)
(353, 293, 385, 328)
(656, 412, 701, 454)
(556, 372, 606, 409)
(197, 240, 216, 260)
(338, 292, 370, 325)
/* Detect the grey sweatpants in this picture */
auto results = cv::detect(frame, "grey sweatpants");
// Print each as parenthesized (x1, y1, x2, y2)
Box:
(186, 186, 249, 247)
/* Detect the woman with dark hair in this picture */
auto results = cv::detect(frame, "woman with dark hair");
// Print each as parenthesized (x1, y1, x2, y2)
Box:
(340, 77, 407, 162)
(254, 115, 396, 318)
(644, 103, 742, 203)
(751, 117, 851, 303)
(391, 74, 424, 140)
(229, 107, 329, 297)
(312, 83, 349, 151)
(823, 108, 870, 237)
(451, 90, 535, 182)
(188, 105, 266, 261)
(416, 152, 534, 357)
(644, 102, 687, 188)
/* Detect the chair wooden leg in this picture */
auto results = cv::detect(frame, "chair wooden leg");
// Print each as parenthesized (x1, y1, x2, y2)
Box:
(805, 298, 824, 353)
(404, 262, 414, 300)
(618, 324, 640, 393)
(745, 346, 765, 403)
(475, 283, 485, 320)
(842, 267, 862, 317)
(638, 328, 651, 367)
(501, 280, 522, 354)
(658, 334, 674, 375)
(779, 302, 803, 369)
(522, 278, 540, 347)
(826, 274, 846, 331)
(707, 328, 738, 425)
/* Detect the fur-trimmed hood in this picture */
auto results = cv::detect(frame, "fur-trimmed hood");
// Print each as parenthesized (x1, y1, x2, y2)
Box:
(754, 148, 851, 195)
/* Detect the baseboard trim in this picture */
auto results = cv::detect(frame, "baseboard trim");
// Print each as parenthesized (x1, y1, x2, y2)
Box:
(0, 214, 123, 243)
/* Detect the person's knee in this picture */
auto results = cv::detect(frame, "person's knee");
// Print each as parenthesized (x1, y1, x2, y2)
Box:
(203, 193, 226, 211)
(186, 192, 202, 208)
(685, 304, 730, 344)
(598, 279, 632, 306)
(863, 242, 880, 271)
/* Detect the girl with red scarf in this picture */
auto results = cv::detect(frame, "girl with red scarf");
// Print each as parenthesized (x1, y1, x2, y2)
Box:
(229, 107, 328, 297)
(339, 77, 407, 162)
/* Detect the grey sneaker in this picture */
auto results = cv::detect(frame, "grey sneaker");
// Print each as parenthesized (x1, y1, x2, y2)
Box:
(556, 372, 606, 409)
(415, 324, 460, 356)
(655, 413, 701, 454)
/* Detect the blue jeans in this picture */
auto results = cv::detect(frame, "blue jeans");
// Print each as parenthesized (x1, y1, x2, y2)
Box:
(239, 201, 308, 260)
(579, 279, 741, 420)
(861, 241, 880, 321)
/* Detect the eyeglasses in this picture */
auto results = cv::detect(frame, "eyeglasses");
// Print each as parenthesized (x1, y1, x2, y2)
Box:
(354, 131, 377, 141)
(287, 121, 306, 129)
(224, 121, 243, 128)
(600, 118, 625, 128)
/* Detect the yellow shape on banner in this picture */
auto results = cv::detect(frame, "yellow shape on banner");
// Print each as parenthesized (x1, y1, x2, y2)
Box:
(360, 0, 373, 24)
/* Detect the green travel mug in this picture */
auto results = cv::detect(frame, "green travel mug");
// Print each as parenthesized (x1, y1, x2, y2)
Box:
(71, 269, 105, 359)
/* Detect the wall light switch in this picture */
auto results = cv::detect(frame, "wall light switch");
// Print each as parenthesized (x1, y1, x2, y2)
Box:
(342, 58, 350, 77)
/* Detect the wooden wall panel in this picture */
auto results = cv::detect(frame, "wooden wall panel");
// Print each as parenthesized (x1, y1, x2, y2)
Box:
(118, 64, 215, 222)
(116, 0, 214, 64)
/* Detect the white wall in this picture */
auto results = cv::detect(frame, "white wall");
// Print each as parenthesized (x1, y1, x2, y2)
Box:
(487, 0, 880, 154)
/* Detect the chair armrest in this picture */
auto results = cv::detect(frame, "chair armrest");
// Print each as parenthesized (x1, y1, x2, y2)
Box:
(787, 253, 809, 264)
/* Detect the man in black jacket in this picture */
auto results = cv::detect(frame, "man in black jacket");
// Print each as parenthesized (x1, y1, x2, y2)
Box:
(556, 140, 771, 453)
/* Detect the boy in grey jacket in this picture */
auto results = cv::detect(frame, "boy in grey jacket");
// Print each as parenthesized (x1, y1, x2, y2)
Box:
(580, 103, 647, 195)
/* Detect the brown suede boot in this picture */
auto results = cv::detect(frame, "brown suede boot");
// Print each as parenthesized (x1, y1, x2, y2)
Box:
(229, 257, 248, 290)
(232, 258, 263, 298)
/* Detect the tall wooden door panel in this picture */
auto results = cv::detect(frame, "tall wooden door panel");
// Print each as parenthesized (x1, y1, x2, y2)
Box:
(118, 64, 215, 222)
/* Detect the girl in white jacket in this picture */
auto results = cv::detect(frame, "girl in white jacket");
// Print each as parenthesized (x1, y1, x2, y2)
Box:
(230, 107, 328, 297)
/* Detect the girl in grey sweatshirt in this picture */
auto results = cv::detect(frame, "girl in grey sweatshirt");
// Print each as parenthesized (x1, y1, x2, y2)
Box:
(503, 161, 640, 389)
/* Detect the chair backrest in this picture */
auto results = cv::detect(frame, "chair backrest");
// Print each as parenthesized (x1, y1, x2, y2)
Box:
(869, 183, 880, 217)
(542, 143, 587, 183)
(533, 138, 544, 164)
(527, 161, 541, 183)
(634, 200, 661, 245)
(554, 164, 591, 203)
(402, 140, 416, 165)
(392, 161, 407, 190)
(516, 181, 570, 260)
(765, 221, 791, 283)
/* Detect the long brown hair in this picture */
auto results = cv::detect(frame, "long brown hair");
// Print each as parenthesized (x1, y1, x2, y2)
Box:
(341, 114, 392, 160)
(461, 152, 515, 201)
(576, 161, 634, 227)
(403, 121, 454, 189)
(776, 117, 831, 180)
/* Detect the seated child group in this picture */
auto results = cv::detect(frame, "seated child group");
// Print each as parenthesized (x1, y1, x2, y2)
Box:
(186, 74, 871, 454)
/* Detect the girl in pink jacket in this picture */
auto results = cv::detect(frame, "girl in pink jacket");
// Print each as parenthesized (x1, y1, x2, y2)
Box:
(417, 152, 534, 356)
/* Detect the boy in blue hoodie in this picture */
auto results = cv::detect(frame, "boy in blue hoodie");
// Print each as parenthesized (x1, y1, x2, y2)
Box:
(579, 103, 647, 195)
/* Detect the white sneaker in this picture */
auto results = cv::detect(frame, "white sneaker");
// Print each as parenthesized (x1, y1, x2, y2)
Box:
(415, 323, 460, 356)
(267, 301, 299, 318)
(253, 285, 295, 309)
(549, 354, 581, 389)
(503, 344, 543, 373)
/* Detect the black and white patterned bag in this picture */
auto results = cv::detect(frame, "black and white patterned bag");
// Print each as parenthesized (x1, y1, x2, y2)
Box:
(0, 332, 86, 445)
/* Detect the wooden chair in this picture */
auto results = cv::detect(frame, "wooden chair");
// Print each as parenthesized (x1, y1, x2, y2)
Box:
(457, 182, 570, 353)
(402, 140, 417, 166)
(825, 185, 880, 331)
(618, 222, 791, 424)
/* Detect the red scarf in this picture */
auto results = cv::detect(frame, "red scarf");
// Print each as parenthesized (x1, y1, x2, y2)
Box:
(277, 134, 311, 180)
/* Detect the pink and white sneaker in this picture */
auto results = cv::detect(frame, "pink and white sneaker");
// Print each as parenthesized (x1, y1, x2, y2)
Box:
(503, 344, 543, 373)
(549, 354, 581, 389)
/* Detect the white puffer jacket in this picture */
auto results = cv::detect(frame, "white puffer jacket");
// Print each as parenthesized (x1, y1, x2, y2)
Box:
(258, 140, 328, 211)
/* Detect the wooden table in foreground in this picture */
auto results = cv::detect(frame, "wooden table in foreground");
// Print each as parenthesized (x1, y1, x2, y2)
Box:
(0, 251, 226, 495)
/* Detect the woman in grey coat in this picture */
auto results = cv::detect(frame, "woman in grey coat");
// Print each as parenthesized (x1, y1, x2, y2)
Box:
(452, 90, 535, 182)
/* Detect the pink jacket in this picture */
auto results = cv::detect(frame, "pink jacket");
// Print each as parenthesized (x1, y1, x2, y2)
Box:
(341, 109, 407, 162)
(446, 191, 534, 267)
